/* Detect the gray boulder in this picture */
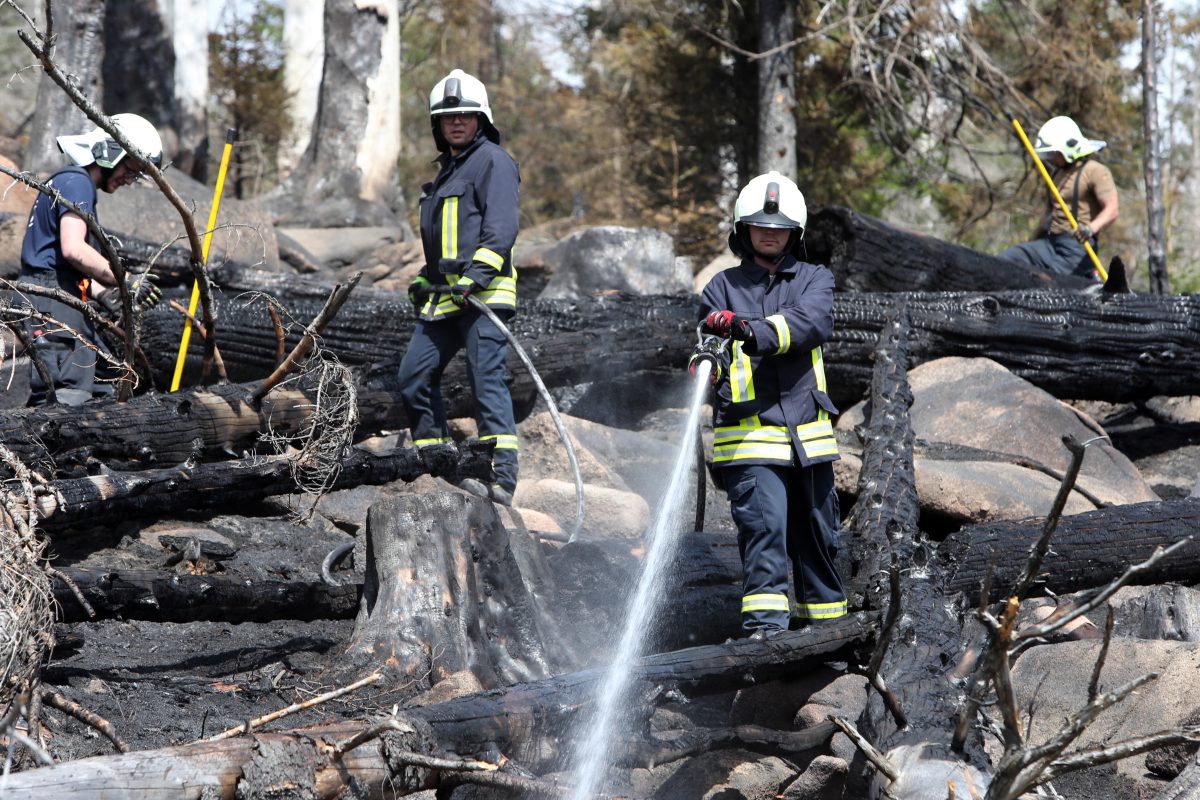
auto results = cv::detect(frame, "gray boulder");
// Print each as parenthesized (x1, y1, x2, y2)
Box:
(538, 225, 690, 299)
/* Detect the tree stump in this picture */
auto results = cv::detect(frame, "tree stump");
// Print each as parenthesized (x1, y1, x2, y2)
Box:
(342, 492, 561, 690)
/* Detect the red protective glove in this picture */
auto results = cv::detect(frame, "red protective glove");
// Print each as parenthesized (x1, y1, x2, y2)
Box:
(704, 310, 752, 340)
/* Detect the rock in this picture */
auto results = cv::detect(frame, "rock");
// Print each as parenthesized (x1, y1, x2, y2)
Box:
(793, 672, 868, 731)
(731, 665, 846, 729)
(538, 225, 690, 299)
(102, 171, 282, 269)
(279, 226, 404, 267)
(1004, 638, 1200, 797)
(651, 749, 795, 800)
(781, 754, 848, 799)
(516, 411, 631, 491)
(694, 253, 739, 294)
(1145, 708, 1200, 778)
(513, 478, 649, 538)
(837, 357, 1159, 523)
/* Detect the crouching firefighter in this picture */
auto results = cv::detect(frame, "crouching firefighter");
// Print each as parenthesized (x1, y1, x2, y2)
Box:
(398, 68, 521, 506)
(690, 171, 847, 638)
(19, 113, 164, 406)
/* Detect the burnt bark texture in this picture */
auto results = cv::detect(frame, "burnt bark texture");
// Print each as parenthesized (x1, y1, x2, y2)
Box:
(841, 304, 991, 797)
(53, 567, 359, 623)
(841, 305, 917, 612)
(0, 617, 873, 798)
(24, 0, 105, 174)
(805, 205, 1095, 293)
(342, 493, 565, 690)
(133, 285, 1200, 412)
(32, 443, 494, 532)
(939, 498, 1200, 602)
(265, 1, 399, 227)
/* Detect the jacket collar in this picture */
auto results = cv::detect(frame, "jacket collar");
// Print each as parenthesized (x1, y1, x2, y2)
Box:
(439, 135, 487, 169)
(738, 254, 799, 282)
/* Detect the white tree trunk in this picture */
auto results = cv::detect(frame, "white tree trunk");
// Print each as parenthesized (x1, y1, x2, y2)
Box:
(1142, 0, 1168, 293)
(280, 0, 325, 178)
(355, 0, 400, 203)
(160, 0, 208, 179)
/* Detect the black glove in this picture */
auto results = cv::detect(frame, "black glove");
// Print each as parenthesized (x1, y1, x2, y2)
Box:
(408, 276, 432, 306)
(129, 272, 161, 311)
(704, 310, 752, 340)
(1074, 223, 1094, 244)
(450, 278, 475, 308)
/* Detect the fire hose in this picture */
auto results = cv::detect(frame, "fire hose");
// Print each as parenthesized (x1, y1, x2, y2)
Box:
(417, 286, 585, 541)
(689, 324, 729, 534)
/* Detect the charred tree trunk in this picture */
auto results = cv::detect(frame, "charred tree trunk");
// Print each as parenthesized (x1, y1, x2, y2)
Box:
(32, 443, 493, 532)
(24, 0, 104, 174)
(133, 285, 1200, 410)
(4, 617, 874, 798)
(845, 304, 991, 797)
(805, 205, 1096, 292)
(939, 498, 1200, 601)
(342, 493, 565, 690)
(53, 567, 359, 623)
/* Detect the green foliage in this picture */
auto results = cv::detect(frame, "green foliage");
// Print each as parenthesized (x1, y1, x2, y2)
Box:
(208, 0, 292, 198)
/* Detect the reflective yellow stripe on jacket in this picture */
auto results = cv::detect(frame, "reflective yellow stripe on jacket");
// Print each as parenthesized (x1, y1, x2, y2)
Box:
(713, 345, 839, 465)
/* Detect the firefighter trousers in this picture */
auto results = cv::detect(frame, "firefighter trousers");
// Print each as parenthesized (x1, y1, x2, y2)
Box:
(722, 460, 847, 634)
(397, 308, 518, 492)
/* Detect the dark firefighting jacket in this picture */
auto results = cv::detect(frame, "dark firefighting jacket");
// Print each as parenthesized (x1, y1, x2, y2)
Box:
(415, 135, 520, 321)
(697, 255, 840, 468)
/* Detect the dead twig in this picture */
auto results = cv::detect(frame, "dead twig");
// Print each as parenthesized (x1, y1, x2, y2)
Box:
(39, 687, 128, 753)
(830, 714, 900, 782)
(205, 671, 381, 741)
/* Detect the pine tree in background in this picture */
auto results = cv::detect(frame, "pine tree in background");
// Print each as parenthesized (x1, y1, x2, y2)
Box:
(208, 0, 292, 199)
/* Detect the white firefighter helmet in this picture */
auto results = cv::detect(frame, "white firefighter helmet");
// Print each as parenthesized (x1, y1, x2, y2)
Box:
(56, 113, 163, 171)
(1034, 115, 1106, 163)
(429, 69, 493, 123)
(729, 171, 807, 258)
(734, 171, 807, 230)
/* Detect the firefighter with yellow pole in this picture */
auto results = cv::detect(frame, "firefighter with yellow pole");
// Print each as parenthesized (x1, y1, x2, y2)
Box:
(1002, 116, 1118, 282)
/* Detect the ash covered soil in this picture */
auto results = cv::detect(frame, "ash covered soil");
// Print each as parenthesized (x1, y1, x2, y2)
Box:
(40, 503, 386, 758)
(30, 399, 1200, 764)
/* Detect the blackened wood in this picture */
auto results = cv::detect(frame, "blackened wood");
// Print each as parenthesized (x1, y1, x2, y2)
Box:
(33, 443, 493, 532)
(0, 617, 873, 798)
(939, 499, 1200, 602)
(805, 205, 1094, 293)
(133, 285, 1200, 412)
(342, 493, 562, 690)
(828, 290, 1200, 406)
(842, 304, 917, 612)
(52, 567, 359, 623)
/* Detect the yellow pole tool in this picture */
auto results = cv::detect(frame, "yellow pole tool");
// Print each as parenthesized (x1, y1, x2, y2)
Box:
(171, 128, 237, 392)
(1011, 118, 1107, 282)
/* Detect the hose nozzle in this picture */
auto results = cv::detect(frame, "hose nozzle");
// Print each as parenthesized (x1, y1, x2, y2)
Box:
(689, 322, 727, 384)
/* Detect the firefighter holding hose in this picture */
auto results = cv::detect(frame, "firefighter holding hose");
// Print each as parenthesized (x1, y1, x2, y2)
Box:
(398, 69, 521, 506)
(691, 171, 848, 639)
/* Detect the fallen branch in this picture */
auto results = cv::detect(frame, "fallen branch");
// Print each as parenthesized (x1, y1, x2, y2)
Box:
(207, 671, 381, 742)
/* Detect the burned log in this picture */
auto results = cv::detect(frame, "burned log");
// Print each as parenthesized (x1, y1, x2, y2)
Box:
(53, 567, 359, 623)
(3, 617, 874, 799)
(805, 205, 1094, 293)
(130, 285, 1200, 411)
(341, 492, 564, 690)
(843, 303, 991, 797)
(32, 442, 493, 532)
(939, 498, 1200, 602)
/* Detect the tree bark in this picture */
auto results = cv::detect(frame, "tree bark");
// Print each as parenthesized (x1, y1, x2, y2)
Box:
(134, 283, 1200, 410)
(265, 0, 400, 227)
(279, 0, 325, 179)
(757, 0, 797, 176)
(25, 0, 104, 174)
(342, 492, 566, 690)
(1142, 0, 1169, 294)
(31, 442, 494, 531)
(53, 567, 360, 623)
(805, 205, 1096, 293)
(939, 499, 1200, 602)
(1, 617, 873, 798)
